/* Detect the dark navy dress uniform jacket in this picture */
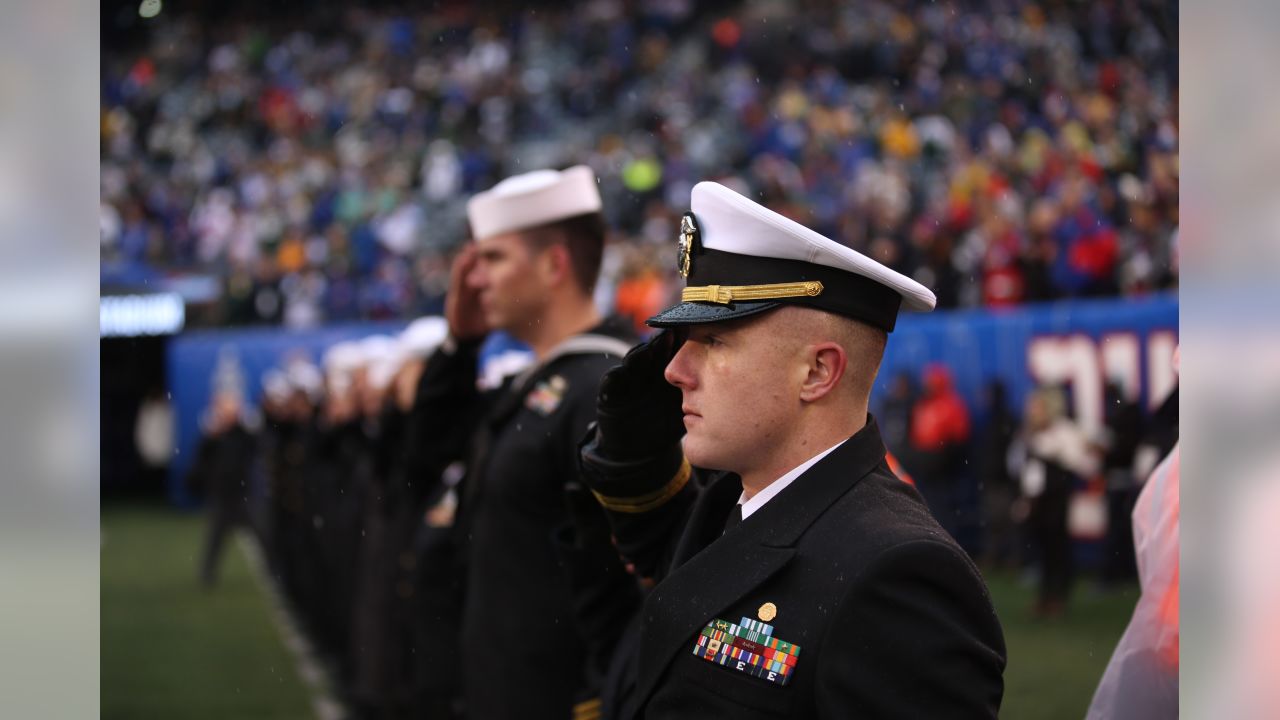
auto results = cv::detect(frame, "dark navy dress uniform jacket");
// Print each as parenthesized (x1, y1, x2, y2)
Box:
(581, 417, 1007, 719)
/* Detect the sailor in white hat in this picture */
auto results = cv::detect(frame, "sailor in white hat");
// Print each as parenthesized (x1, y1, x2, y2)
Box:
(580, 181, 1006, 719)
(283, 358, 324, 405)
(415, 166, 641, 719)
(352, 334, 401, 419)
(385, 316, 449, 411)
(399, 315, 449, 358)
(321, 340, 365, 426)
(322, 341, 365, 392)
(261, 368, 292, 412)
(449, 165, 610, 356)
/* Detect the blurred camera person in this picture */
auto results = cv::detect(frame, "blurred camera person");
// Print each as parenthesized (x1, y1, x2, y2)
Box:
(187, 390, 257, 589)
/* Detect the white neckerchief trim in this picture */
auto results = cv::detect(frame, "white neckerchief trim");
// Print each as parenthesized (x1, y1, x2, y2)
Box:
(738, 438, 848, 520)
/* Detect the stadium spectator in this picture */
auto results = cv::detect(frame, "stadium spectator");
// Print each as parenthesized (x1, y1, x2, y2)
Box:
(977, 379, 1021, 570)
(1100, 380, 1145, 586)
(1014, 385, 1101, 618)
(909, 363, 973, 542)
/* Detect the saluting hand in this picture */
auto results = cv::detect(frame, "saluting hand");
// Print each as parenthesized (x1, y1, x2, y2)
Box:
(444, 244, 489, 341)
(595, 329, 686, 460)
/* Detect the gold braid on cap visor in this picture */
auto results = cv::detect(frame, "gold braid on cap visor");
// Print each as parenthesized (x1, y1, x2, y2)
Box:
(681, 281, 824, 304)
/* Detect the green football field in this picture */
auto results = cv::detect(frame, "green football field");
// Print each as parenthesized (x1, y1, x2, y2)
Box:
(987, 572, 1137, 719)
(101, 503, 315, 719)
(101, 503, 1137, 718)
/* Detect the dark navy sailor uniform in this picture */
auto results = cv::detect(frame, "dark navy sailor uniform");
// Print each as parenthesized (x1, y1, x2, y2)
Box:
(409, 318, 642, 719)
(580, 417, 1006, 718)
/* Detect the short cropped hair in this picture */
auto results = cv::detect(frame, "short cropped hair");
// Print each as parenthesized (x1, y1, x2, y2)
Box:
(523, 212, 607, 295)
(772, 306, 887, 401)
(824, 312, 887, 398)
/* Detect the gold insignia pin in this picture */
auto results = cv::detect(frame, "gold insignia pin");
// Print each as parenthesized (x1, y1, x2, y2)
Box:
(677, 213, 697, 278)
(758, 602, 777, 622)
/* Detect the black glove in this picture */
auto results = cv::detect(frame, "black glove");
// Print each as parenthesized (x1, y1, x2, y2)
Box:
(595, 329, 685, 460)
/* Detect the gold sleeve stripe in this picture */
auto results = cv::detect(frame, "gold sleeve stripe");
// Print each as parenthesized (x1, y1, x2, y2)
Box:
(681, 281, 823, 305)
(573, 698, 602, 720)
(592, 457, 692, 513)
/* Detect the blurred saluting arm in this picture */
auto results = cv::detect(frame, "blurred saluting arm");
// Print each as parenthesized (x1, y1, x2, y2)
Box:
(400, 336, 486, 507)
(577, 330, 693, 582)
(402, 245, 491, 507)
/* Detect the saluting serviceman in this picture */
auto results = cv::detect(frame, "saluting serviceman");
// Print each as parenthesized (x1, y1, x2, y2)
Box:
(579, 182, 1007, 718)
(408, 166, 641, 719)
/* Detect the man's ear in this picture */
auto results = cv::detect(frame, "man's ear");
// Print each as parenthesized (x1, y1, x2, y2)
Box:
(800, 342, 847, 402)
(537, 242, 572, 287)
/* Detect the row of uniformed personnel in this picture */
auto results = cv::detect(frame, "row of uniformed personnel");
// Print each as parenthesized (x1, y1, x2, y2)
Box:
(257, 321, 462, 719)
(252, 167, 639, 719)
(246, 166, 1007, 718)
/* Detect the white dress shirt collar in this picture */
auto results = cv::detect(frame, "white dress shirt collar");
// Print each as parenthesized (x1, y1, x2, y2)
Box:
(738, 438, 848, 520)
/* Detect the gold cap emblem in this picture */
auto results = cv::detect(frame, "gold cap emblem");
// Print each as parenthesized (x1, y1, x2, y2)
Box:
(677, 213, 697, 278)
(758, 602, 777, 622)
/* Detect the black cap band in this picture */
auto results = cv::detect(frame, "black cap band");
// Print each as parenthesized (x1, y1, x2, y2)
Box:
(675, 247, 903, 331)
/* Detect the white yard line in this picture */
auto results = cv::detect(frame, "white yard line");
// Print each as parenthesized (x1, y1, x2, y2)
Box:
(237, 534, 346, 720)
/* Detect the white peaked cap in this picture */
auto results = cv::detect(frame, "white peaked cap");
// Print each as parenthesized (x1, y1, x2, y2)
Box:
(692, 182, 936, 312)
(648, 182, 935, 332)
(399, 316, 449, 358)
(466, 165, 602, 240)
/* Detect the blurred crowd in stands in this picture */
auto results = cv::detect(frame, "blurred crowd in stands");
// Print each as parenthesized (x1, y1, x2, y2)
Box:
(101, 0, 1178, 329)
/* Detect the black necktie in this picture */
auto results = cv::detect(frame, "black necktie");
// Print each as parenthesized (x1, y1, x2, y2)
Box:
(724, 503, 743, 534)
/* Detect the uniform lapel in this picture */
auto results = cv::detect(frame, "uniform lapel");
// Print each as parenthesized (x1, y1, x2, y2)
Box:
(632, 417, 889, 710)
(668, 469, 740, 568)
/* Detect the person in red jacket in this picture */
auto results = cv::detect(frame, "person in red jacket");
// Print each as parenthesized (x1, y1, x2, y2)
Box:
(909, 363, 972, 539)
(911, 364, 971, 449)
